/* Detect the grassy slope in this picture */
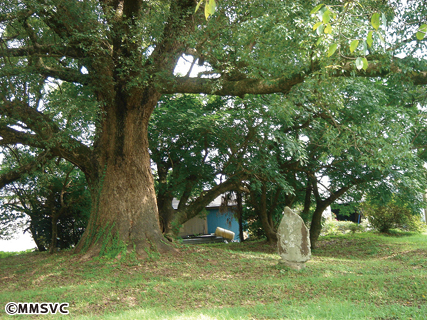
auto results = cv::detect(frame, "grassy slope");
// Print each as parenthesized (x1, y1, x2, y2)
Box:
(1, 232, 426, 320)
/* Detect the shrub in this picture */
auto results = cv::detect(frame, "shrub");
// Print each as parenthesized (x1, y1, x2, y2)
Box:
(360, 200, 425, 233)
(321, 219, 362, 236)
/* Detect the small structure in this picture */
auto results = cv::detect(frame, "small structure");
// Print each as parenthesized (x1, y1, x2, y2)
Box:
(176, 196, 241, 241)
(277, 207, 311, 270)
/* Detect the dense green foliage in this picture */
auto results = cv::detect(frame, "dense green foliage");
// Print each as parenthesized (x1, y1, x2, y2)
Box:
(149, 74, 427, 245)
(0, 153, 90, 252)
(361, 197, 426, 233)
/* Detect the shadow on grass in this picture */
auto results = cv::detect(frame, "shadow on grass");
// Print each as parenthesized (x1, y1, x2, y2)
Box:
(69, 298, 427, 320)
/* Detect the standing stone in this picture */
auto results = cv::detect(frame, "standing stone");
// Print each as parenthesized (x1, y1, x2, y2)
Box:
(277, 207, 311, 270)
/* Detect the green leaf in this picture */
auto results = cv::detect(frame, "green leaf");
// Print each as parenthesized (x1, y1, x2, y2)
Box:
(317, 24, 325, 36)
(205, 0, 216, 20)
(313, 21, 323, 31)
(367, 31, 374, 47)
(362, 57, 369, 71)
(355, 57, 363, 70)
(328, 43, 338, 57)
(324, 23, 332, 34)
(371, 13, 380, 30)
(195, 0, 203, 13)
(416, 24, 427, 41)
(350, 40, 359, 53)
(322, 10, 332, 24)
(310, 4, 324, 15)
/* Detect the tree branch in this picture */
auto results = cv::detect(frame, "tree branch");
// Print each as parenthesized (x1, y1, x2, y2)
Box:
(159, 55, 427, 97)
(339, 59, 427, 85)
(0, 126, 42, 149)
(0, 65, 90, 85)
(35, 64, 91, 85)
(0, 101, 95, 177)
(0, 151, 54, 189)
(0, 45, 83, 59)
(158, 74, 306, 96)
(173, 173, 245, 226)
(0, 9, 34, 23)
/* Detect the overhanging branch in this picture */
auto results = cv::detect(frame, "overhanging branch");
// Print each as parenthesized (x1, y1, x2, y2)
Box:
(157, 74, 306, 96)
(0, 9, 34, 23)
(0, 45, 83, 59)
(0, 101, 95, 177)
(339, 60, 427, 85)
(0, 151, 54, 189)
(0, 65, 90, 85)
(35, 64, 91, 85)
(158, 55, 427, 97)
(0, 126, 41, 148)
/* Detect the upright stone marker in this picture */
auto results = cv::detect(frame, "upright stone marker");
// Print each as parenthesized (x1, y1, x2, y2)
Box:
(277, 207, 311, 270)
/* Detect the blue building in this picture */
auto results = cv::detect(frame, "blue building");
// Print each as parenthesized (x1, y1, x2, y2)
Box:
(176, 196, 241, 241)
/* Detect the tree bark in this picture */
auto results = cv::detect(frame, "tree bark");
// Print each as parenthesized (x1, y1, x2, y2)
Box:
(157, 191, 176, 238)
(300, 179, 312, 223)
(74, 87, 173, 257)
(49, 214, 59, 254)
(309, 205, 328, 249)
(74, 0, 195, 257)
(156, 164, 176, 237)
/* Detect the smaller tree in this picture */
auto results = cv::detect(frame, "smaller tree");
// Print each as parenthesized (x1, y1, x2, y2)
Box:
(0, 149, 90, 253)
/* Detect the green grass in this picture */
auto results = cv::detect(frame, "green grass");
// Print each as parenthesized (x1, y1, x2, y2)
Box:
(1, 232, 426, 319)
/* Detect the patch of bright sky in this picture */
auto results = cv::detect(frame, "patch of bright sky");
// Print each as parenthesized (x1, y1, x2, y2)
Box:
(0, 231, 35, 252)
(174, 54, 215, 78)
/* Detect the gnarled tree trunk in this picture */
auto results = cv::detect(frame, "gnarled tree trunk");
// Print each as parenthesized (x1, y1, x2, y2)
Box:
(73, 0, 196, 258)
(75, 87, 173, 257)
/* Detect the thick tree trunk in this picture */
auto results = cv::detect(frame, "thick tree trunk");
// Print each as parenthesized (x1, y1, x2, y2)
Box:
(75, 88, 173, 257)
(73, 0, 195, 258)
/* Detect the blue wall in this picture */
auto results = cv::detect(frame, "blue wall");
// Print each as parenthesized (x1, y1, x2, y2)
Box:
(206, 208, 240, 240)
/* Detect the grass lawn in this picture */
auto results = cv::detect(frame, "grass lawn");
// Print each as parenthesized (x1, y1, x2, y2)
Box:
(1, 231, 426, 319)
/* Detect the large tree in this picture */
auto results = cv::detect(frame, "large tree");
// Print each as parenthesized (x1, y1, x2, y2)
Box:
(1, 0, 427, 257)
